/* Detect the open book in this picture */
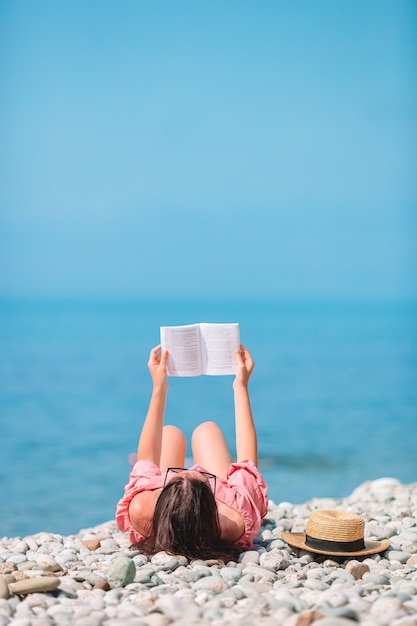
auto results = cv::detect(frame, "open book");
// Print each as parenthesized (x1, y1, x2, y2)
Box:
(160, 323, 240, 376)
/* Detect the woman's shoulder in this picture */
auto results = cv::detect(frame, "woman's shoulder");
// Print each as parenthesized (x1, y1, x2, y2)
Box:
(129, 488, 162, 537)
(216, 499, 245, 543)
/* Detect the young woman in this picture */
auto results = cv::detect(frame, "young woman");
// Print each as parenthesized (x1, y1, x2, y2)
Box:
(116, 344, 268, 562)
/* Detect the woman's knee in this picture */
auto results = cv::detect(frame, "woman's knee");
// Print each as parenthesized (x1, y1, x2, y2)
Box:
(163, 425, 186, 445)
(191, 421, 226, 448)
(192, 421, 221, 439)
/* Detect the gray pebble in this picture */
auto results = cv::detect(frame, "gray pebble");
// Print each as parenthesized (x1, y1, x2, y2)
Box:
(151, 554, 182, 571)
(239, 550, 260, 565)
(397, 529, 417, 542)
(394, 581, 417, 596)
(192, 576, 229, 593)
(172, 567, 207, 584)
(388, 550, 412, 563)
(219, 567, 242, 583)
(323, 606, 359, 621)
(323, 569, 355, 584)
(267, 539, 287, 550)
(134, 569, 154, 584)
(259, 550, 287, 570)
(237, 581, 273, 595)
(239, 573, 255, 584)
(304, 578, 330, 591)
(132, 554, 149, 567)
(269, 598, 296, 612)
(320, 589, 349, 607)
(362, 573, 390, 585)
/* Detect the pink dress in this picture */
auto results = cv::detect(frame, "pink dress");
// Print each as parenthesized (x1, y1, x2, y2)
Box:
(116, 459, 268, 549)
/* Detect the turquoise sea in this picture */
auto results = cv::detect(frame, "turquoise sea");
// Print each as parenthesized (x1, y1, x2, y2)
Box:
(1, 298, 416, 538)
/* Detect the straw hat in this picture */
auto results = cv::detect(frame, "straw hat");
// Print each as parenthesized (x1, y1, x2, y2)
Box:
(281, 510, 390, 557)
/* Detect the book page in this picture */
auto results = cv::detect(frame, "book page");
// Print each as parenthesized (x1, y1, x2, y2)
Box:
(199, 323, 240, 375)
(160, 324, 202, 376)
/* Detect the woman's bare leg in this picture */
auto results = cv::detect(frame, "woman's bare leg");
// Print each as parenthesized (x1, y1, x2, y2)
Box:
(159, 425, 186, 473)
(191, 421, 232, 479)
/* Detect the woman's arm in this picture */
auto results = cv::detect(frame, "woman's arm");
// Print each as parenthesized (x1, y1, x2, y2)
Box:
(233, 345, 258, 465)
(136, 345, 169, 465)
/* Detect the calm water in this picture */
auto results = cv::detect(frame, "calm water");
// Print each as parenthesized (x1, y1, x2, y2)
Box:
(1, 298, 416, 538)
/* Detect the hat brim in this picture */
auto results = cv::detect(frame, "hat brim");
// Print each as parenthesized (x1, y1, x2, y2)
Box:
(280, 532, 390, 557)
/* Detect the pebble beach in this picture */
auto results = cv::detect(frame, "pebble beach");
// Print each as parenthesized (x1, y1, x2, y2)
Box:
(1, 477, 416, 626)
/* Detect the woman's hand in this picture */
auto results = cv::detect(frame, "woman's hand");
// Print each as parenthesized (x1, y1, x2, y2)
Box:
(148, 345, 169, 389)
(233, 344, 255, 389)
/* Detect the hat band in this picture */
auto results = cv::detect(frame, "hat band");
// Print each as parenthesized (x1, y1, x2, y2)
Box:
(305, 534, 366, 553)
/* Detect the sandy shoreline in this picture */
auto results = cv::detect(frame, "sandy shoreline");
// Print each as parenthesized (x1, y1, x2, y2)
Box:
(1, 477, 416, 625)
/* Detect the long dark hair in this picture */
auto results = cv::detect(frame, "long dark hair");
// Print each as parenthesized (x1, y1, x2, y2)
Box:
(136, 476, 241, 563)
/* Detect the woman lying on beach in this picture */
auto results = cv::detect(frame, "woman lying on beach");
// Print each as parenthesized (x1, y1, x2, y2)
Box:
(116, 344, 268, 562)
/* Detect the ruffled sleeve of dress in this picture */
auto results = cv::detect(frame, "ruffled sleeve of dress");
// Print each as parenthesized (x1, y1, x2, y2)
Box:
(115, 460, 163, 544)
(225, 460, 269, 549)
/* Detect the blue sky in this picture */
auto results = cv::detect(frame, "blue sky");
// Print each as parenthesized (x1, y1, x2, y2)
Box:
(1, 0, 416, 299)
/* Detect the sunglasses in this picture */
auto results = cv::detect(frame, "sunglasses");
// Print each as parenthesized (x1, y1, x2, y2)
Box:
(163, 467, 217, 495)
